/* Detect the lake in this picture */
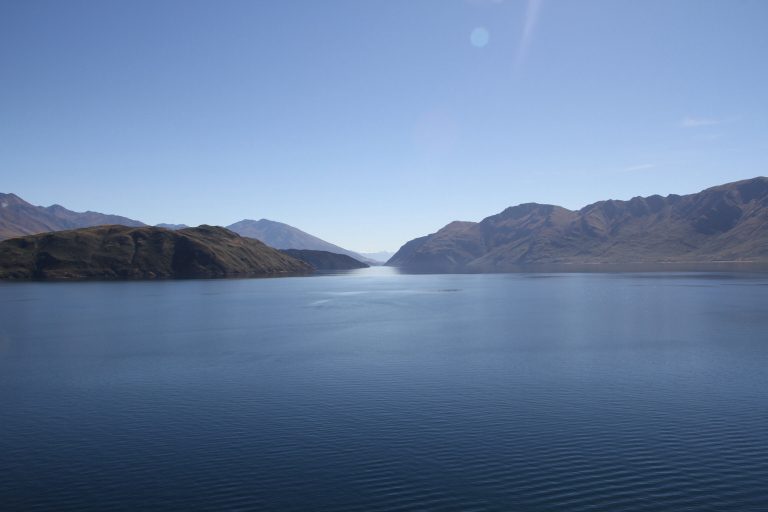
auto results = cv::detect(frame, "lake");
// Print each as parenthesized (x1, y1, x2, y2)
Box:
(1, 268, 767, 511)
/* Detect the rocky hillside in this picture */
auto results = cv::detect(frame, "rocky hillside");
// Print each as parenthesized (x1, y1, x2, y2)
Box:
(0, 225, 312, 279)
(387, 177, 768, 272)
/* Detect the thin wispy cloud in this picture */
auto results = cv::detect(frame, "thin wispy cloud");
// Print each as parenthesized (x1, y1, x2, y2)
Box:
(515, 0, 543, 71)
(680, 116, 721, 128)
(621, 163, 656, 173)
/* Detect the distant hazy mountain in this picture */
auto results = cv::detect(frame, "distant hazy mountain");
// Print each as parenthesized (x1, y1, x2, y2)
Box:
(155, 223, 189, 230)
(0, 192, 145, 240)
(388, 177, 768, 272)
(0, 225, 311, 279)
(359, 251, 395, 263)
(280, 249, 369, 270)
(227, 219, 374, 263)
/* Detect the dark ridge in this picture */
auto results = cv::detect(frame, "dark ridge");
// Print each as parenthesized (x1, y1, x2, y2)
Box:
(0, 225, 312, 280)
(280, 249, 369, 270)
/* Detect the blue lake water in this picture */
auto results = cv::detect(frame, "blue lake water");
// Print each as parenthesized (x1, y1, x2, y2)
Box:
(1, 268, 767, 511)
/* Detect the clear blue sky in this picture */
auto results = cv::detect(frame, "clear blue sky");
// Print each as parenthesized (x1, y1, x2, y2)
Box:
(1, 0, 767, 252)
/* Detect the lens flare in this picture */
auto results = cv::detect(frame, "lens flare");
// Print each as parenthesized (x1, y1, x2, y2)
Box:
(470, 27, 490, 48)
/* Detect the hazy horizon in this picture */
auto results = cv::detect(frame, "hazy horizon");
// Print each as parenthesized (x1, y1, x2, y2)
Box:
(2, 0, 767, 252)
(2, 175, 766, 254)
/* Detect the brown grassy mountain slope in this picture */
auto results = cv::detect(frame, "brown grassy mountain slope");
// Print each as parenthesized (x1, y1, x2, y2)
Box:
(387, 177, 768, 272)
(0, 193, 145, 240)
(0, 225, 312, 279)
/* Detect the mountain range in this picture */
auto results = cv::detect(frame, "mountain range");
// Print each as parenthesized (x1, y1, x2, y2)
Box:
(5, 177, 768, 275)
(387, 177, 768, 272)
(0, 192, 145, 240)
(0, 193, 369, 263)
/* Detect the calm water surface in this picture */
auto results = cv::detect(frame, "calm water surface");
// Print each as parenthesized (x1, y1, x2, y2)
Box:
(1, 268, 767, 511)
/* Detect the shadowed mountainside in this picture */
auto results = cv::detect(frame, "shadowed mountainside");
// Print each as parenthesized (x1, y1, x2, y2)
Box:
(0, 225, 312, 279)
(227, 219, 374, 263)
(0, 193, 145, 240)
(280, 249, 369, 270)
(387, 177, 768, 272)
